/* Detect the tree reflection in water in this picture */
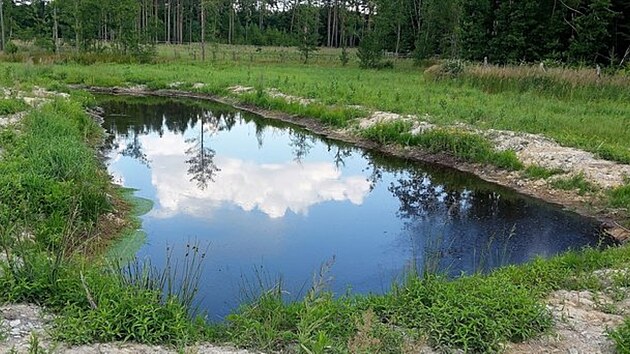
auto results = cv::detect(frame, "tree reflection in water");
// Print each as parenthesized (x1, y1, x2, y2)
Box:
(185, 112, 220, 190)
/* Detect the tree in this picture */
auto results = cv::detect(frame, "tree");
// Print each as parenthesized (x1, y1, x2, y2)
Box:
(295, 1, 319, 63)
(357, 30, 383, 68)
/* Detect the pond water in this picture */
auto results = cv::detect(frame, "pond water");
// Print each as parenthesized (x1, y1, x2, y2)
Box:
(101, 95, 603, 320)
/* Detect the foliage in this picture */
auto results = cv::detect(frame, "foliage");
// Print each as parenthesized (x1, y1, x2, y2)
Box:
(357, 32, 386, 69)
(339, 46, 349, 66)
(0, 0, 628, 66)
(609, 183, 630, 210)
(523, 166, 565, 180)
(551, 174, 599, 195)
(295, 2, 319, 64)
(610, 318, 630, 354)
(0, 98, 28, 115)
(4, 41, 18, 55)
(362, 124, 523, 170)
(0, 98, 210, 346)
(386, 274, 551, 352)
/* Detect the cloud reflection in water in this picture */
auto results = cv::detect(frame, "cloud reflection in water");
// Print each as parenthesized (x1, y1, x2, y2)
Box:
(124, 130, 371, 219)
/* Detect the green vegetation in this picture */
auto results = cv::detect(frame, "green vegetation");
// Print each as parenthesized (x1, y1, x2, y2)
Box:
(0, 58, 628, 167)
(213, 244, 630, 353)
(0, 98, 209, 346)
(0, 98, 28, 115)
(610, 183, 630, 211)
(362, 122, 523, 170)
(238, 91, 364, 128)
(2, 0, 628, 68)
(524, 166, 565, 180)
(611, 319, 630, 354)
(551, 174, 599, 195)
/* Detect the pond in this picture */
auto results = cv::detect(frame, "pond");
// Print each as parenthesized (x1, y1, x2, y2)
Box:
(100, 95, 603, 320)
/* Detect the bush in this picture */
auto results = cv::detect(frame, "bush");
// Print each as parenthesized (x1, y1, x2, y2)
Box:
(424, 60, 465, 79)
(4, 41, 18, 55)
(357, 33, 386, 69)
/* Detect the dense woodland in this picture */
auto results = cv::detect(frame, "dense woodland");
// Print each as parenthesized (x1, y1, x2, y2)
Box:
(0, 0, 629, 65)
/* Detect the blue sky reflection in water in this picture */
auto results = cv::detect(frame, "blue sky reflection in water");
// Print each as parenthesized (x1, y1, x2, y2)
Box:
(101, 96, 602, 320)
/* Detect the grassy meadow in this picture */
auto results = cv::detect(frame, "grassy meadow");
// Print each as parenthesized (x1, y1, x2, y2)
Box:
(0, 44, 629, 352)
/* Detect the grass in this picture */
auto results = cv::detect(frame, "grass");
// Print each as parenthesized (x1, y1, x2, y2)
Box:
(0, 98, 28, 115)
(523, 165, 565, 179)
(551, 174, 599, 195)
(0, 47, 629, 352)
(0, 54, 627, 166)
(238, 91, 365, 128)
(610, 183, 630, 210)
(0, 98, 211, 346)
(610, 318, 630, 354)
(215, 244, 630, 353)
(362, 122, 523, 170)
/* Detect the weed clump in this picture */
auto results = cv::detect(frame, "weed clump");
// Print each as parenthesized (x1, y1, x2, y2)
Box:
(362, 123, 523, 170)
(551, 174, 598, 195)
(0, 98, 28, 115)
(610, 318, 630, 354)
(524, 165, 565, 179)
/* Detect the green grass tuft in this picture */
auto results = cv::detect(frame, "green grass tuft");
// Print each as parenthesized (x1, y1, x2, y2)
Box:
(523, 165, 565, 179)
(609, 183, 630, 210)
(362, 124, 523, 170)
(0, 98, 28, 115)
(610, 318, 630, 354)
(551, 174, 598, 195)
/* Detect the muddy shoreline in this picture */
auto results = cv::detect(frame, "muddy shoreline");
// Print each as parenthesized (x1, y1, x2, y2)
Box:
(81, 85, 629, 243)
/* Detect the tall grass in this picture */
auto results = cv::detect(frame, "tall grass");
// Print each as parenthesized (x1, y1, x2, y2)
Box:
(464, 65, 630, 101)
(2, 58, 627, 165)
(0, 98, 212, 346)
(218, 242, 630, 353)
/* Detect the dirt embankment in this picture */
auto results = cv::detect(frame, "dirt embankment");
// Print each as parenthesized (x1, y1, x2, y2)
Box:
(82, 85, 629, 243)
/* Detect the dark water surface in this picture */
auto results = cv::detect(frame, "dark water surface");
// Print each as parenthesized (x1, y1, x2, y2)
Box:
(101, 95, 602, 320)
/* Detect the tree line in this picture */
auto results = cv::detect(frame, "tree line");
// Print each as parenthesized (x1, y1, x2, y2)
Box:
(0, 0, 628, 65)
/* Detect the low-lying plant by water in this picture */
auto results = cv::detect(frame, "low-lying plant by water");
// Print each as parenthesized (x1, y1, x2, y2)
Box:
(0, 98, 209, 346)
(361, 122, 523, 170)
(0, 64, 629, 352)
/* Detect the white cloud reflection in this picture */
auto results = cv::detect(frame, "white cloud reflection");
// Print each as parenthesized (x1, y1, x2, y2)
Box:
(129, 132, 371, 219)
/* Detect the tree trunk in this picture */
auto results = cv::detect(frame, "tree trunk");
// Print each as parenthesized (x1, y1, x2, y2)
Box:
(53, 5, 60, 53)
(327, 2, 332, 47)
(167, 1, 171, 43)
(0, 0, 6, 51)
(74, 0, 81, 52)
(201, 1, 206, 61)
(228, 1, 234, 44)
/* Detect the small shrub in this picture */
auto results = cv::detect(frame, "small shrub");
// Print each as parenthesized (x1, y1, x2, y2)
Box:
(339, 47, 350, 66)
(424, 60, 465, 79)
(388, 275, 552, 353)
(4, 41, 18, 55)
(0, 98, 28, 115)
